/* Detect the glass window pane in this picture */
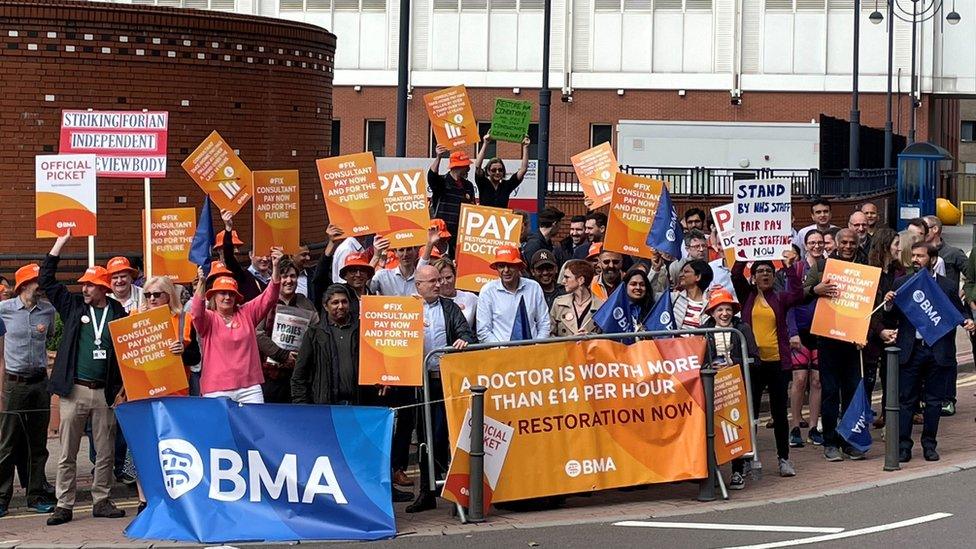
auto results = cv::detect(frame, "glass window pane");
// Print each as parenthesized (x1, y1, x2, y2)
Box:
(366, 120, 385, 157)
(591, 124, 612, 147)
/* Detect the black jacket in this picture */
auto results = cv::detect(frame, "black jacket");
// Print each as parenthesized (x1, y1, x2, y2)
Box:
(40, 254, 127, 404)
(887, 272, 971, 366)
(434, 296, 478, 349)
(292, 318, 361, 405)
(223, 230, 266, 303)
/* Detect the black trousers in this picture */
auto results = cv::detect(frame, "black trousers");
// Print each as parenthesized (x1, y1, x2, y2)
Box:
(260, 368, 293, 404)
(377, 387, 418, 472)
(0, 376, 50, 505)
(899, 342, 952, 452)
(417, 373, 450, 495)
(818, 340, 862, 449)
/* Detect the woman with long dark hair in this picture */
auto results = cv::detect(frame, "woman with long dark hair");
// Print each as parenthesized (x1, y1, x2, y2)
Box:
(865, 228, 904, 427)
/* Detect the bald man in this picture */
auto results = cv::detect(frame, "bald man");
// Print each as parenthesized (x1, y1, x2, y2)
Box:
(849, 211, 871, 254)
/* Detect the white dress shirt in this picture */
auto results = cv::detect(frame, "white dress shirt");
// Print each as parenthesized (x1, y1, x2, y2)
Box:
(476, 276, 551, 343)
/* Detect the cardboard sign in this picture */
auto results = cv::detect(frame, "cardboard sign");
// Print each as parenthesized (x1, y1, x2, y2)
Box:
(181, 131, 253, 214)
(710, 203, 737, 267)
(253, 170, 301, 255)
(35, 154, 98, 238)
(810, 259, 882, 345)
(424, 85, 480, 149)
(604, 173, 662, 259)
(378, 169, 430, 248)
(270, 305, 314, 353)
(713, 366, 753, 465)
(489, 99, 532, 143)
(455, 204, 523, 292)
(316, 152, 390, 237)
(359, 296, 425, 386)
(733, 179, 792, 261)
(441, 337, 708, 502)
(59, 110, 168, 178)
(442, 408, 514, 512)
(109, 306, 189, 400)
(142, 208, 196, 283)
(571, 143, 617, 210)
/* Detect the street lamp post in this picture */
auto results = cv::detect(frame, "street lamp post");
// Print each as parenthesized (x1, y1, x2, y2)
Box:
(850, 0, 862, 170)
(537, 0, 552, 215)
(395, 0, 410, 157)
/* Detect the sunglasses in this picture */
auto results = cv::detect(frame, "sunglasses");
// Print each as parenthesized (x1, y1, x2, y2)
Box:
(143, 291, 166, 299)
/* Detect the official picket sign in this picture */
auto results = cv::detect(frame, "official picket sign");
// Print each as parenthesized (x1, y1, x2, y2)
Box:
(454, 204, 523, 292)
(116, 398, 396, 543)
(60, 110, 169, 178)
(35, 154, 98, 238)
(442, 408, 514, 511)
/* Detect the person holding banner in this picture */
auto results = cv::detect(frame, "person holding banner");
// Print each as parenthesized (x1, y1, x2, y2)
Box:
(551, 260, 603, 337)
(219, 210, 268, 302)
(433, 258, 478, 327)
(41, 231, 128, 526)
(429, 146, 476, 250)
(473, 134, 531, 209)
(106, 257, 144, 314)
(477, 245, 550, 343)
(191, 247, 282, 404)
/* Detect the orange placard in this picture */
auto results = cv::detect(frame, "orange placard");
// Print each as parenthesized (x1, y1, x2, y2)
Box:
(108, 306, 189, 400)
(571, 143, 618, 210)
(441, 337, 708, 502)
(358, 295, 425, 386)
(424, 85, 480, 149)
(455, 204, 523, 292)
(714, 366, 753, 465)
(316, 152, 390, 237)
(378, 169, 430, 248)
(604, 173, 663, 259)
(253, 170, 301, 255)
(181, 131, 253, 214)
(810, 259, 882, 345)
(142, 208, 196, 283)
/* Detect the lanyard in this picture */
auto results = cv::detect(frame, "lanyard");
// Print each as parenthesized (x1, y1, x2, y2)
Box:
(89, 306, 108, 347)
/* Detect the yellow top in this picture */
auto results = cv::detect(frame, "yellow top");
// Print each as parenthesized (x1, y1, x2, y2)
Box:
(752, 292, 780, 362)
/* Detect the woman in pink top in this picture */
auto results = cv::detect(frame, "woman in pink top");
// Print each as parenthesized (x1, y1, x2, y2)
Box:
(192, 248, 282, 403)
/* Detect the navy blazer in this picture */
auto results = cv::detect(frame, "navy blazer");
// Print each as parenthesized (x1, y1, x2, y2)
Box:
(888, 272, 971, 366)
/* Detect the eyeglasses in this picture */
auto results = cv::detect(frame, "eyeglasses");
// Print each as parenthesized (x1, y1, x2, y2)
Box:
(143, 291, 166, 299)
(488, 167, 505, 173)
(807, 241, 825, 247)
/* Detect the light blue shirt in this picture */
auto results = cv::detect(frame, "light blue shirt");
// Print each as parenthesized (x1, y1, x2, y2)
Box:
(476, 276, 551, 343)
(369, 258, 431, 297)
(0, 297, 56, 375)
(423, 299, 448, 371)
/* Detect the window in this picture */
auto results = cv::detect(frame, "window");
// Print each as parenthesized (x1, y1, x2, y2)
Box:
(591, 124, 613, 147)
(365, 120, 386, 157)
(477, 121, 497, 158)
(527, 123, 539, 160)
(330, 120, 341, 156)
(962, 121, 976, 142)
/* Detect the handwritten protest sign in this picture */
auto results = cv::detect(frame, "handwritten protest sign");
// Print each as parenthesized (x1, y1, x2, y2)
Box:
(810, 259, 882, 345)
(489, 99, 532, 143)
(571, 143, 617, 210)
(109, 306, 188, 400)
(710, 203, 736, 267)
(442, 408, 514, 512)
(604, 173, 662, 259)
(359, 296, 425, 386)
(713, 366, 753, 465)
(253, 170, 301, 254)
(35, 154, 98, 238)
(424, 86, 480, 149)
(181, 131, 253, 214)
(378, 169, 430, 249)
(733, 179, 792, 260)
(142, 208, 196, 283)
(316, 152, 389, 237)
(455, 204, 523, 292)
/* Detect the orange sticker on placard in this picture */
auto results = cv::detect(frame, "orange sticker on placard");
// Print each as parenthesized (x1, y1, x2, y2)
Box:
(455, 204, 523, 292)
(810, 258, 882, 345)
(181, 131, 253, 214)
(35, 154, 98, 238)
(603, 173, 663, 259)
(109, 306, 189, 401)
(378, 169, 430, 249)
(316, 152, 390, 237)
(571, 143, 617, 210)
(142, 208, 196, 283)
(253, 170, 301, 255)
(358, 296, 425, 386)
(714, 366, 754, 465)
(424, 85, 480, 149)
(440, 337, 708, 502)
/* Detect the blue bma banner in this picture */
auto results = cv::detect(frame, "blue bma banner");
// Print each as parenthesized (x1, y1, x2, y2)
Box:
(116, 397, 396, 543)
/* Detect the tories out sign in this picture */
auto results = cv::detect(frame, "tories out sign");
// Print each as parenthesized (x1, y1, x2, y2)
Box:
(60, 110, 168, 178)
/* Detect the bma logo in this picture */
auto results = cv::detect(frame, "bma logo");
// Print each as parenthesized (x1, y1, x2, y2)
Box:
(913, 290, 926, 303)
(612, 307, 625, 321)
(666, 229, 676, 242)
(159, 439, 203, 499)
(659, 311, 672, 326)
(565, 457, 617, 477)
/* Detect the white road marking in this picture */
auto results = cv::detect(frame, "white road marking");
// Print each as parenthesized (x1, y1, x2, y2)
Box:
(613, 521, 844, 534)
(720, 512, 952, 549)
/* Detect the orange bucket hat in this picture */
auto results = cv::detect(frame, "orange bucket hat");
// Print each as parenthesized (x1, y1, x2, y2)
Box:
(212, 230, 245, 249)
(704, 288, 740, 316)
(489, 245, 525, 270)
(206, 276, 244, 301)
(448, 150, 472, 169)
(77, 266, 112, 291)
(586, 243, 603, 260)
(430, 218, 451, 238)
(206, 261, 233, 283)
(106, 256, 138, 277)
(13, 263, 39, 293)
(339, 252, 375, 278)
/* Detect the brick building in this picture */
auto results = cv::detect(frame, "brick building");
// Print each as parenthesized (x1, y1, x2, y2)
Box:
(0, 0, 335, 258)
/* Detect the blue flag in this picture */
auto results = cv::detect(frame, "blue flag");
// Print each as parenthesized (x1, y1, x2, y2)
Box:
(641, 290, 675, 332)
(189, 197, 215, 277)
(593, 284, 635, 336)
(893, 269, 965, 346)
(645, 183, 683, 259)
(116, 398, 396, 543)
(837, 379, 875, 453)
(510, 296, 532, 341)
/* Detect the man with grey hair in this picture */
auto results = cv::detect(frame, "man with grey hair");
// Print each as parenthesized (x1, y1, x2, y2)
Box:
(666, 229, 711, 286)
(848, 211, 871, 254)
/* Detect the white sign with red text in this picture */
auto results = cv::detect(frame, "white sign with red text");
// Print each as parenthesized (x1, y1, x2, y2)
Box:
(59, 110, 169, 178)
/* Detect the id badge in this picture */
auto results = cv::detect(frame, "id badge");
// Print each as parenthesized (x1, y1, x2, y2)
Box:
(93, 349, 107, 360)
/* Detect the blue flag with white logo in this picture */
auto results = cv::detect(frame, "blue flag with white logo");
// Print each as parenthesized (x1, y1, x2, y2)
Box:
(593, 284, 635, 338)
(189, 197, 215, 277)
(645, 183, 683, 259)
(511, 296, 532, 341)
(642, 290, 675, 332)
(837, 379, 875, 453)
(116, 398, 396, 543)
(893, 270, 965, 346)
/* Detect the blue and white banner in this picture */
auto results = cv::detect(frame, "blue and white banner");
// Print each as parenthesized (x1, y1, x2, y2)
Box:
(116, 398, 396, 543)
(893, 270, 964, 346)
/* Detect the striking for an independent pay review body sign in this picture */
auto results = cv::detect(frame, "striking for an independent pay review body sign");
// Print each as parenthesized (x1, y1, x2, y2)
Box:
(60, 110, 168, 178)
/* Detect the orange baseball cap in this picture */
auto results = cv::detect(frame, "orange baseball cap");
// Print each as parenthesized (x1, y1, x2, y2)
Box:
(13, 263, 39, 293)
(339, 252, 375, 278)
(206, 276, 244, 301)
(77, 266, 112, 291)
(430, 218, 451, 238)
(586, 243, 603, 259)
(489, 245, 525, 270)
(106, 256, 138, 277)
(213, 230, 244, 249)
(448, 150, 472, 169)
(206, 261, 233, 282)
(704, 288, 740, 315)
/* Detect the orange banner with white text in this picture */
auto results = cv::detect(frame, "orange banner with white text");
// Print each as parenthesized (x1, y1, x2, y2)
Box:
(253, 170, 301, 255)
(810, 259, 882, 345)
(571, 143, 617, 210)
(142, 208, 196, 283)
(109, 306, 189, 401)
(316, 152, 390, 237)
(181, 131, 253, 214)
(603, 173, 663, 259)
(358, 296, 425, 386)
(424, 85, 480, 149)
(455, 204, 523, 293)
(440, 337, 708, 502)
(378, 169, 430, 249)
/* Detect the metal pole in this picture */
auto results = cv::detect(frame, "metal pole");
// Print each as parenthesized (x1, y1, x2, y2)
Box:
(883, 346, 901, 471)
(395, 0, 411, 157)
(850, 0, 862, 170)
(698, 364, 718, 501)
(422, 354, 437, 491)
(537, 0, 552, 214)
(87, 236, 95, 268)
(908, 2, 918, 144)
(144, 177, 153, 279)
(468, 386, 487, 522)
(884, 0, 895, 168)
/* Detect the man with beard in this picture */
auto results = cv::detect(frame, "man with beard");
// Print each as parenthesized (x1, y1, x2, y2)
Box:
(477, 246, 550, 342)
(530, 250, 564, 308)
(521, 207, 565, 266)
(584, 211, 607, 244)
(592, 249, 624, 301)
(563, 215, 590, 260)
